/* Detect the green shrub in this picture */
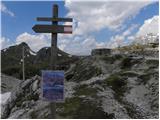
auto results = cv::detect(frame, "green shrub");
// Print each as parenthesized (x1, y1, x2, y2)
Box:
(106, 75, 125, 88)
(95, 67, 102, 75)
(121, 57, 132, 69)
(105, 74, 127, 97)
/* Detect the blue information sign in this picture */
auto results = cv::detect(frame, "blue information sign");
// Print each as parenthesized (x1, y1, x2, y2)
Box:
(42, 70, 64, 102)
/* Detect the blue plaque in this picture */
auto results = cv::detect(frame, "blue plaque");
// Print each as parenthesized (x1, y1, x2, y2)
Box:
(42, 70, 64, 102)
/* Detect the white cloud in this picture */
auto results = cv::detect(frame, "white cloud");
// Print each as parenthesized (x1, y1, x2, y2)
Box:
(0, 37, 13, 49)
(126, 15, 159, 45)
(1, 3, 15, 17)
(127, 36, 135, 41)
(14, 24, 138, 54)
(106, 24, 138, 48)
(16, 32, 50, 52)
(65, 1, 153, 36)
(107, 35, 125, 48)
(136, 15, 159, 36)
(15, 32, 99, 55)
(60, 1, 154, 54)
(58, 35, 105, 55)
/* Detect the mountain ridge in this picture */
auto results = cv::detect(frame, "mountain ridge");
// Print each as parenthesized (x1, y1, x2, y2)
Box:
(1, 42, 79, 79)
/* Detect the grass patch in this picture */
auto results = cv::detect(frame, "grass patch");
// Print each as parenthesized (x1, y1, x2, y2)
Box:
(120, 71, 139, 77)
(95, 67, 102, 75)
(56, 97, 114, 119)
(30, 111, 37, 119)
(103, 74, 127, 99)
(106, 75, 126, 90)
(74, 84, 98, 98)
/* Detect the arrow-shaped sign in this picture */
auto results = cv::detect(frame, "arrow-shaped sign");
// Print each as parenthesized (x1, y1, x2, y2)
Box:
(32, 25, 72, 33)
(37, 17, 72, 22)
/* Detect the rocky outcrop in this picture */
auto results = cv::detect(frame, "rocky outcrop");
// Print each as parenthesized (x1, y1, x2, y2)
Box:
(63, 55, 158, 119)
(1, 74, 21, 94)
(130, 49, 159, 58)
(1, 53, 159, 119)
(1, 75, 52, 119)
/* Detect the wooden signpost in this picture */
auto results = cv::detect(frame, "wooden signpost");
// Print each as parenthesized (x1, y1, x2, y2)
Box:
(32, 4, 72, 70)
(32, 4, 72, 118)
(32, 25, 72, 33)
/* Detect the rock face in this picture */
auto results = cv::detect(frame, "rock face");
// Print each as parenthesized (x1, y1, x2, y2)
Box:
(1, 75, 52, 119)
(1, 51, 158, 118)
(1, 74, 21, 93)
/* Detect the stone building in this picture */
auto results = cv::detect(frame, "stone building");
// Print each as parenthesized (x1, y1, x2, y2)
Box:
(91, 48, 111, 56)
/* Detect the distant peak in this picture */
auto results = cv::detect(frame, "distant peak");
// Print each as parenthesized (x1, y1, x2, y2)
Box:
(17, 42, 31, 50)
(19, 42, 28, 47)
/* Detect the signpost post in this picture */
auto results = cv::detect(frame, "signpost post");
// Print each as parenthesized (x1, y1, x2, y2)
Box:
(32, 4, 72, 118)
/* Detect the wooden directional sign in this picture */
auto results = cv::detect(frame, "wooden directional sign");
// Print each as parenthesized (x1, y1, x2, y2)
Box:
(37, 17, 72, 22)
(32, 25, 72, 33)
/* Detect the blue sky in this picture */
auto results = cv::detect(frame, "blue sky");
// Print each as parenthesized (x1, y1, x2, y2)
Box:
(1, 1, 159, 55)
(2, 1, 67, 40)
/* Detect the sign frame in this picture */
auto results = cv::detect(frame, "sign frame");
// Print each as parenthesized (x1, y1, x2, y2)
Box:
(41, 70, 65, 102)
